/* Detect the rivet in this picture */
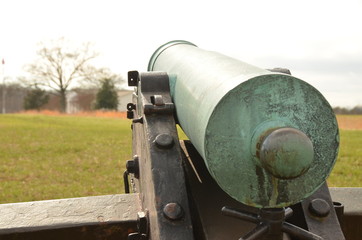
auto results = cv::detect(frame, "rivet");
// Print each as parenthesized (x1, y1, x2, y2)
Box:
(163, 203, 184, 220)
(154, 134, 174, 149)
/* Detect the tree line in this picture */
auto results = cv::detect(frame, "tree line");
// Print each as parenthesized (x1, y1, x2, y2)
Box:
(0, 83, 120, 113)
(2, 38, 362, 114)
(22, 79, 119, 111)
(333, 106, 362, 115)
(4, 38, 123, 113)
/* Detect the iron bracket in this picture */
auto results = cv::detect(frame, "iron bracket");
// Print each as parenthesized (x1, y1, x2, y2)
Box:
(126, 71, 194, 240)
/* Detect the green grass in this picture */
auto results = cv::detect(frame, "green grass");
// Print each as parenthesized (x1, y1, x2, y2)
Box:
(0, 114, 360, 204)
(327, 130, 362, 187)
(0, 114, 132, 203)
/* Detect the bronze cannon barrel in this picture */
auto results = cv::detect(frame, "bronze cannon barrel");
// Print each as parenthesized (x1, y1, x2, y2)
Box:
(148, 41, 339, 208)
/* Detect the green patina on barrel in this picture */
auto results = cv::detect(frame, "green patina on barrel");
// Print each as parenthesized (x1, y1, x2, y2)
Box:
(148, 41, 339, 208)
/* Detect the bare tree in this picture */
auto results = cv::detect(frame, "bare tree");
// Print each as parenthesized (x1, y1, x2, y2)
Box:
(24, 38, 98, 112)
(80, 66, 125, 89)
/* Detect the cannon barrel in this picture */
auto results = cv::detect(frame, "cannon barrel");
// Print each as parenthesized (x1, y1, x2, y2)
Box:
(148, 41, 339, 208)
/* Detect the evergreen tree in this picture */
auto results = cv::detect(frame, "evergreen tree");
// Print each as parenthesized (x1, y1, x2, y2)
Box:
(23, 87, 50, 111)
(95, 78, 118, 110)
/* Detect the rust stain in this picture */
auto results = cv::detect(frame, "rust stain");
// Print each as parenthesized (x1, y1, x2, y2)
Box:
(269, 176, 279, 206)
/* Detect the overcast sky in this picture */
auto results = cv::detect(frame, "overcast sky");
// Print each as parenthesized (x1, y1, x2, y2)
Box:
(1, 0, 361, 107)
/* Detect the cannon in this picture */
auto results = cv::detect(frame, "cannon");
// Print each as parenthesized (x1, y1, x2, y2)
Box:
(0, 41, 360, 240)
(124, 41, 358, 240)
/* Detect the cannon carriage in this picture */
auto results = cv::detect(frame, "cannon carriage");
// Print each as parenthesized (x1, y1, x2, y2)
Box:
(0, 41, 361, 240)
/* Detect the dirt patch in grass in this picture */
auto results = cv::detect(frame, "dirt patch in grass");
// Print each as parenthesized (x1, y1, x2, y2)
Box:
(21, 110, 127, 118)
(21, 112, 362, 130)
(336, 115, 362, 130)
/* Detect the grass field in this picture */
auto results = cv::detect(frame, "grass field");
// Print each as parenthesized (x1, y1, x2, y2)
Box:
(328, 129, 362, 187)
(0, 113, 131, 203)
(328, 115, 362, 187)
(0, 113, 361, 203)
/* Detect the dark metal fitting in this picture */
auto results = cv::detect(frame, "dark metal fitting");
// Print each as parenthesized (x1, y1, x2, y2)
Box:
(137, 211, 149, 235)
(127, 111, 134, 119)
(163, 202, 184, 221)
(123, 170, 130, 193)
(128, 71, 140, 86)
(132, 117, 143, 124)
(143, 103, 174, 115)
(333, 201, 344, 227)
(259, 208, 285, 222)
(150, 95, 165, 106)
(126, 156, 140, 179)
(308, 198, 331, 218)
(127, 103, 136, 111)
(128, 211, 148, 240)
(154, 134, 174, 149)
(128, 233, 147, 240)
(222, 206, 322, 240)
(267, 68, 292, 75)
(284, 207, 293, 219)
(127, 103, 136, 119)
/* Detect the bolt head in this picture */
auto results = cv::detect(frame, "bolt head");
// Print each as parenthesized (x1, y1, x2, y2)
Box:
(154, 134, 174, 149)
(126, 160, 136, 173)
(309, 198, 331, 217)
(163, 203, 184, 220)
(126, 156, 139, 178)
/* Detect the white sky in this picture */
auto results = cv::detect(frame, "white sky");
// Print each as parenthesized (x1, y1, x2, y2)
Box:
(1, 0, 361, 107)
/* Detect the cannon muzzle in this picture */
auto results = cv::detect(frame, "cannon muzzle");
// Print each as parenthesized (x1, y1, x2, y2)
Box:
(148, 41, 339, 208)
